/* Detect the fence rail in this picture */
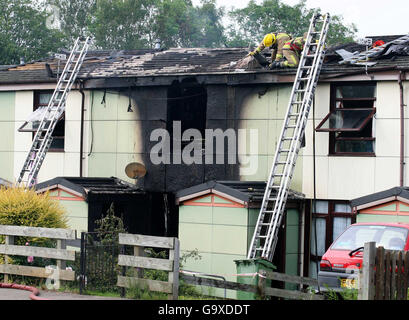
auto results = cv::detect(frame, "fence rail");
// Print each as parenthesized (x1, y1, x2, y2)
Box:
(181, 269, 324, 300)
(359, 241, 409, 300)
(0, 225, 76, 283)
(117, 233, 180, 300)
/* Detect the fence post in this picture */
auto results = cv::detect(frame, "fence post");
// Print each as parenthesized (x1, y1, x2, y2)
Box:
(257, 269, 266, 299)
(79, 232, 85, 295)
(4, 235, 14, 283)
(360, 241, 376, 300)
(168, 238, 180, 300)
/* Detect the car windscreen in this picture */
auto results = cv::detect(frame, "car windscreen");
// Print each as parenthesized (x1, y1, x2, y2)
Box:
(331, 225, 409, 251)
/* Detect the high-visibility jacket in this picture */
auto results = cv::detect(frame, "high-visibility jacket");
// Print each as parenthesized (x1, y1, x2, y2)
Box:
(255, 32, 291, 61)
(283, 36, 306, 55)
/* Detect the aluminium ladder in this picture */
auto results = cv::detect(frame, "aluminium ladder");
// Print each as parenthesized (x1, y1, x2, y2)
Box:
(247, 12, 330, 261)
(17, 37, 92, 188)
(340, 34, 409, 65)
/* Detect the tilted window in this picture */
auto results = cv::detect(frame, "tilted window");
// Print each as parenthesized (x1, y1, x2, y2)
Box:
(316, 83, 376, 155)
(18, 91, 65, 152)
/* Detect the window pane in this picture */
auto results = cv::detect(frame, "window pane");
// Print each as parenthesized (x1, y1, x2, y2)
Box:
(336, 85, 376, 99)
(312, 200, 328, 214)
(317, 109, 374, 131)
(333, 217, 352, 242)
(39, 93, 53, 105)
(334, 203, 352, 213)
(50, 137, 64, 150)
(335, 139, 374, 153)
(311, 218, 326, 256)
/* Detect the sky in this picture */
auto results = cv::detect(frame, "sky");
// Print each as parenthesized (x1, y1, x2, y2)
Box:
(201, 0, 409, 39)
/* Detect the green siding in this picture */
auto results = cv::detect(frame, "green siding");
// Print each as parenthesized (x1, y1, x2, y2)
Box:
(58, 199, 88, 232)
(285, 209, 300, 290)
(192, 196, 212, 203)
(212, 206, 248, 226)
(357, 214, 409, 224)
(238, 85, 303, 193)
(0, 92, 15, 181)
(400, 204, 409, 212)
(373, 203, 397, 211)
(179, 204, 250, 299)
(87, 90, 145, 183)
(179, 205, 212, 224)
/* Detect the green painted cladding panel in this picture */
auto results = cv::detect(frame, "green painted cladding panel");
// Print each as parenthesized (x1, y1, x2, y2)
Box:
(179, 222, 212, 252)
(212, 225, 248, 255)
(211, 253, 246, 299)
(0, 152, 14, 182)
(401, 204, 409, 212)
(192, 195, 212, 203)
(0, 92, 15, 120)
(58, 199, 88, 232)
(285, 209, 300, 290)
(87, 153, 117, 177)
(59, 190, 76, 198)
(181, 250, 212, 275)
(357, 214, 409, 224)
(248, 208, 259, 227)
(0, 92, 15, 181)
(373, 203, 397, 211)
(179, 205, 212, 224)
(213, 196, 234, 204)
(212, 206, 248, 226)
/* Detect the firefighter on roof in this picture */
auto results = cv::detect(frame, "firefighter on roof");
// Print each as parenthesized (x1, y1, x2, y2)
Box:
(274, 33, 308, 68)
(248, 32, 291, 68)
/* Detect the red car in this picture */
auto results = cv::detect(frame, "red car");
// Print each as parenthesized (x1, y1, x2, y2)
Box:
(318, 222, 409, 291)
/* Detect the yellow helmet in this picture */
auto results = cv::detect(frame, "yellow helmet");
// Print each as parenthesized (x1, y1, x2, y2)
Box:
(263, 33, 276, 47)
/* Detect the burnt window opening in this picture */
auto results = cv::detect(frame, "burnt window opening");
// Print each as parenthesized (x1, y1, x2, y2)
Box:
(167, 78, 207, 150)
(316, 83, 376, 156)
(18, 91, 65, 152)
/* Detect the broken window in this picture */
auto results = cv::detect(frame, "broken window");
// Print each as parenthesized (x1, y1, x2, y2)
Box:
(18, 91, 65, 151)
(167, 78, 207, 150)
(316, 83, 376, 155)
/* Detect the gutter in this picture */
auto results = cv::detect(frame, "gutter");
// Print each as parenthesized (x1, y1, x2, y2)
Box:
(79, 80, 86, 177)
(399, 71, 406, 186)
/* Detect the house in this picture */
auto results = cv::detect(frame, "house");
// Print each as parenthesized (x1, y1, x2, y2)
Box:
(0, 35, 408, 295)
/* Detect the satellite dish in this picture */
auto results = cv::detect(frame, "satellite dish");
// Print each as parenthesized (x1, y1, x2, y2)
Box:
(125, 162, 147, 179)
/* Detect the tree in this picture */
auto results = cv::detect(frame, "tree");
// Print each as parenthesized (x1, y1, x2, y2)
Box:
(0, 0, 64, 65)
(189, 0, 226, 48)
(45, 0, 97, 43)
(90, 0, 157, 50)
(226, 0, 357, 47)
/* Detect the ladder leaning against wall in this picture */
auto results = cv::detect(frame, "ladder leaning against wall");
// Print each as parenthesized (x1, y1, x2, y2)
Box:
(247, 12, 331, 262)
(17, 37, 92, 188)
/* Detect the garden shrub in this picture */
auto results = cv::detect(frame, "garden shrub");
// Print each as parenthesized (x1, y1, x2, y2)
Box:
(0, 186, 68, 275)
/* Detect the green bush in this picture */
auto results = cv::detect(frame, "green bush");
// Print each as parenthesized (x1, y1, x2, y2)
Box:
(0, 186, 68, 280)
(0, 186, 68, 230)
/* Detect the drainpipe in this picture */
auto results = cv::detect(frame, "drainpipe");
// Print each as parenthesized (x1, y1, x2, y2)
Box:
(399, 71, 406, 187)
(79, 81, 85, 177)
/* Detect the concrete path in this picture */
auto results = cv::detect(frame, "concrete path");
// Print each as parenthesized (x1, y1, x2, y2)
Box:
(0, 288, 128, 300)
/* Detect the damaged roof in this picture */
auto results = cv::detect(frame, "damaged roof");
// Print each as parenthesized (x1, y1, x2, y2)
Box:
(35, 176, 143, 199)
(0, 34, 408, 85)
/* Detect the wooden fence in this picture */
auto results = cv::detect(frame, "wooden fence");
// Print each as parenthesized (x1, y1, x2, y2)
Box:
(117, 233, 180, 300)
(359, 241, 409, 300)
(0, 225, 76, 283)
(181, 269, 324, 300)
